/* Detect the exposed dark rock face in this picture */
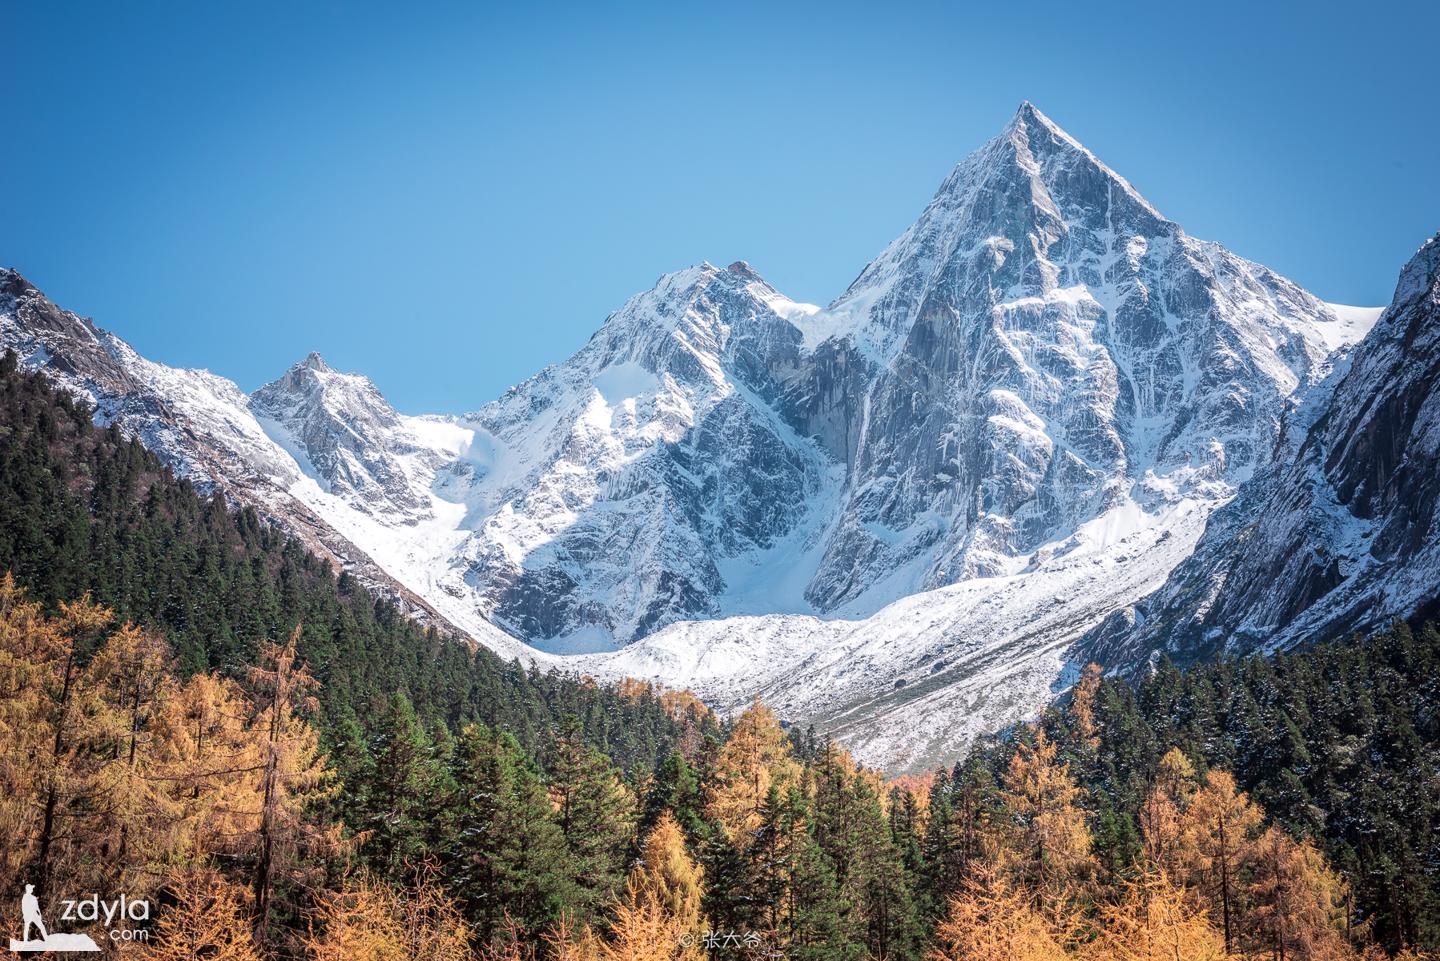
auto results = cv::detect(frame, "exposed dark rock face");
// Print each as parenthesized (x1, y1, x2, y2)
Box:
(1080, 234, 1440, 670)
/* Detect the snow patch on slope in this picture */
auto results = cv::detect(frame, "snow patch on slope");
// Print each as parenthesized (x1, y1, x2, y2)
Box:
(1317, 302, 1385, 351)
(577, 494, 1214, 771)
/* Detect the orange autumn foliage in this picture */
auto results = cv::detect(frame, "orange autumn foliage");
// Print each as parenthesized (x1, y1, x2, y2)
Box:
(930, 871, 1072, 961)
(303, 876, 472, 961)
(127, 869, 261, 961)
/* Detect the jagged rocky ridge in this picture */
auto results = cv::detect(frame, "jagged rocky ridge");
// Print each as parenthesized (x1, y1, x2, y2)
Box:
(0, 270, 532, 657)
(3, 103, 1424, 771)
(1080, 234, 1440, 670)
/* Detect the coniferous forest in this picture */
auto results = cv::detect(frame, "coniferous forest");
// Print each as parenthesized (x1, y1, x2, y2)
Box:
(1, 353, 1437, 960)
(0, 351, 711, 774)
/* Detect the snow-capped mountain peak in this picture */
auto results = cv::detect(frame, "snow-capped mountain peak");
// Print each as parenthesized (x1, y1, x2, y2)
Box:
(589, 260, 817, 380)
(999, 100, 1165, 222)
(812, 102, 1171, 364)
(249, 352, 439, 519)
(2, 103, 1418, 773)
(783, 103, 1353, 617)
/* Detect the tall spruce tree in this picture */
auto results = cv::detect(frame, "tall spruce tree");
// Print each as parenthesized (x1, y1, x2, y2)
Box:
(351, 692, 447, 880)
(442, 722, 574, 948)
(549, 719, 637, 924)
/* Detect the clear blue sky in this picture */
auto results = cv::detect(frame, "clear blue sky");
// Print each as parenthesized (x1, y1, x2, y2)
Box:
(6, 1, 1437, 414)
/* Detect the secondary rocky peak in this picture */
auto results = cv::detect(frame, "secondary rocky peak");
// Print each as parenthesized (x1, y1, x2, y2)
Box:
(1081, 232, 1440, 671)
(1395, 231, 1440, 306)
(249, 352, 429, 522)
(0, 266, 33, 300)
(258, 351, 381, 406)
(586, 259, 810, 385)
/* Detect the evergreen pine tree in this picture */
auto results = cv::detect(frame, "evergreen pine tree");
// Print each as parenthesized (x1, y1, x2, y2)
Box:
(353, 692, 445, 880)
(550, 719, 637, 923)
(443, 722, 575, 948)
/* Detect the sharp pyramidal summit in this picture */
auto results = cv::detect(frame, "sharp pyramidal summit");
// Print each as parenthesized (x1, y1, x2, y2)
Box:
(4, 104, 1435, 771)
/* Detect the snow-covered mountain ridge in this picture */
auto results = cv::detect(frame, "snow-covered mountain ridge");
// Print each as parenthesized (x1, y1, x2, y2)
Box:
(6, 102, 1419, 772)
(1079, 234, 1440, 673)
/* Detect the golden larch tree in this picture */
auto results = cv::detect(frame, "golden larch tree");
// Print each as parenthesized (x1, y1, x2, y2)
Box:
(129, 868, 262, 961)
(303, 876, 473, 961)
(1069, 663, 1104, 751)
(625, 811, 705, 942)
(0, 575, 67, 892)
(705, 701, 799, 845)
(1087, 870, 1227, 961)
(243, 626, 339, 945)
(1180, 768, 1262, 953)
(929, 869, 1071, 961)
(150, 671, 259, 863)
(1139, 748, 1197, 877)
(1247, 826, 1355, 961)
(594, 902, 689, 961)
(999, 727, 1095, 914)
(87, 623, 181, 890)
(0, 579, 123, 897)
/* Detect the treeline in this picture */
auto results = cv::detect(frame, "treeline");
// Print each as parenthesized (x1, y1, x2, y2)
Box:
(0, 351, 710, 773)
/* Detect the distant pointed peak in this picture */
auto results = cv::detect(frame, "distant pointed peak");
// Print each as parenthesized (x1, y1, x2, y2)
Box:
(725, 260, 761, 281)
(255, 350, 393, 416)
(648, 260, 773, 298)
(984, 101, 1165, 222)
(603, 258, 807, 343)
(1002, 101, 1084, 154)
(1010, 100, 1051, 129)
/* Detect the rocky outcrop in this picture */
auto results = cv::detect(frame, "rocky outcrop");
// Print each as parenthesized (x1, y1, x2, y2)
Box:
(1080, 234, 1440, 670)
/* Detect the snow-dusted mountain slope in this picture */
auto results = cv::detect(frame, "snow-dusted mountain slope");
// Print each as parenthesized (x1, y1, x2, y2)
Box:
(779, 102, 1360, 618)
(2, 102, 1407, 771)
(0, 269, 536, 661)
(1080, 234, 1440, 672)
(447, 262, 835, 651)
(575, 495, 1216, 770)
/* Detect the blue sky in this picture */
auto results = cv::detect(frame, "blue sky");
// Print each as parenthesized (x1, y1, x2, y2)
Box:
(6, 0, 1437, 413)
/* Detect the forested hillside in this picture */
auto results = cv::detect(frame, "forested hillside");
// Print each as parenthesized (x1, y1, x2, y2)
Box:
(1020, 631, 1440, 950)
(4, 581, 1431, 960)
(0, 351, 709, 772)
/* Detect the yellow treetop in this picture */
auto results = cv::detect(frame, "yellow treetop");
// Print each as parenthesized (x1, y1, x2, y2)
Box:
(706, 700, 799, 845)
